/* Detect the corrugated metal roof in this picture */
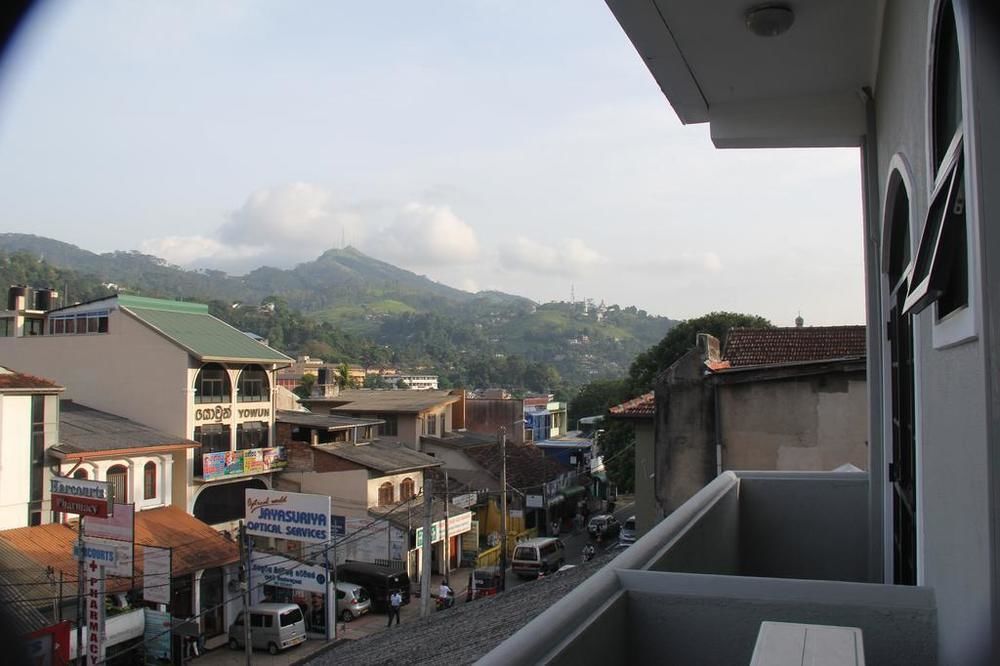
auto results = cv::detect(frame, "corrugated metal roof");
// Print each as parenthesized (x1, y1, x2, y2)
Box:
(0, 507, 239, 597)
(315, 440, 441, 473)
(52, 400, 198, 456)
(123, 304, 291, 363)
(305, 389, 461, 414)
(276, 410, 383, 430)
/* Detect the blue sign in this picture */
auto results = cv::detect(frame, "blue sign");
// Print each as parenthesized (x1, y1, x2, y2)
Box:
(330, 515, 346, 538)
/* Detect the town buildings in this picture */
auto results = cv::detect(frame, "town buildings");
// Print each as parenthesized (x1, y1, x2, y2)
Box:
(0, 291, 293, 528)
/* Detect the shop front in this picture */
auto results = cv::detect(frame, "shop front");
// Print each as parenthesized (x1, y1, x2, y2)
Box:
(249, 551, 333, 638)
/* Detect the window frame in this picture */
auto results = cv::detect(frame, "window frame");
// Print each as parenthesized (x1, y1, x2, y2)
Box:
(143, 461, 157, 500)
(107, 464, 129, 504)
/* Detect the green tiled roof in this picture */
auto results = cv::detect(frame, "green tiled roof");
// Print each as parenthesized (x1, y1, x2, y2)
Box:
(120, 297, 291, 363)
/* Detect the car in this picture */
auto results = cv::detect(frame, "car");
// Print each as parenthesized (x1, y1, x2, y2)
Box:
(587, 514, 621, 541)
(511, 537, 566, 579)
(335, 581, 372, 622)
(620, 515, 637, 544)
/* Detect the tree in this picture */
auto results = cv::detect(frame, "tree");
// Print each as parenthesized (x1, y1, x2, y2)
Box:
(567, 378, 630, 425)
(627, 311, 771, 393)
(337, 363, 350, 389)
(600, 421, 636, 493)
(294, 373, 316, 398)
(397, 379, 411, 390)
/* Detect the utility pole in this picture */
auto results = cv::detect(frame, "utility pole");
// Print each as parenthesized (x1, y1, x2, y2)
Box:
(76, 517, 84, 666)
(238, 521, 251, 666)
(499, 427, 508, 592)
(443, 469, 451, 585)
(420, 477, 432, 618)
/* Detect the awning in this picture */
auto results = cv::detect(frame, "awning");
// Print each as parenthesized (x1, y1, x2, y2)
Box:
(558, 485, 586, 501)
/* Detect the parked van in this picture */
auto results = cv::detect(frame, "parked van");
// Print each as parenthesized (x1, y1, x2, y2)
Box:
(512, 537, 566, 579)
(228, 603, 306, 655)
(335, 581, 372, 622)
(337, 561, 410, 613)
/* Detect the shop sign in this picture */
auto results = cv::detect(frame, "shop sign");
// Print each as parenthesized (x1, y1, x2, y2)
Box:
(142, 547, 171, 605)
(202, 446, 287, 481)
(142, 609, 172, 664)
(85, 559, 105, 665)
(85, 503, 134, 542)
(509, 509, 524, 519)
(415, 510, 473, 548)
(251, 552, 327, 594)
(245, 489, 332, 543)
(330, 515, 346, 538)
(26, 621, 71, 666)
(451, 493, 477, 509)
(193, 405, 232, 423)
(50, 478, 111, 518)
(526, 494, 544, 509)
(74, 536, 133, 578)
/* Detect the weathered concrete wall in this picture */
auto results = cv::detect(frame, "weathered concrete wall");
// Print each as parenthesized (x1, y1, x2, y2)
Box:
(719, 372, 868, 472)
(654, 348, 716, 515)
(632, 420, 658, 536)
(464, 398, 525, 444)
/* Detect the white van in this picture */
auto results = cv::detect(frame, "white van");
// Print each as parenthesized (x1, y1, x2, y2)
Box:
(512, 537, 566, 579)
(228, 603, 306, 655)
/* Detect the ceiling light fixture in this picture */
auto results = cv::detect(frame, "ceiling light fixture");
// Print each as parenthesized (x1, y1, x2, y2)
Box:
(745, 4, 795, 37)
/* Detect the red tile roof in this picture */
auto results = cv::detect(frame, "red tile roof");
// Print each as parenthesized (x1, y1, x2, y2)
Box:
(609, 392, 654, 419)
(0, 367, 62, 392)
(722, 326, 866, 368)
(463, 442, 568, 491)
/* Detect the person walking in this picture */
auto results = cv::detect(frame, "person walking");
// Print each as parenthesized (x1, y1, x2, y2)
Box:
(386, 589, 402, 627)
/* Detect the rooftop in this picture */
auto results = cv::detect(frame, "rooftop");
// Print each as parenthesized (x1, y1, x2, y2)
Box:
(722, 326, 866, 368)
(421, 431, 497, 450)
(50, 400, 199, 458)
(463, 441, 569, 492)
(0, 506, 238, 598)
(276, 410, 384, 430)
(305, 389, 462, 413)
(608, 392, 654, 419)
(314, 440, 441, 474)
(0, 365, 63, 393)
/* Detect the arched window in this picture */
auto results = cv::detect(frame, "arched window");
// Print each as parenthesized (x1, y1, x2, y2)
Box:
(194, 363, 231, 404)
(905, 0, 967, 320)
(238, 365, 270, 402)
(400, 478, 415, 501)
(73, 468, 88, 480)
(885, 169, 917, 586)
(144, 461, 157, 500)
(378, 482, 394, 507)
(107, 465, 128, 503)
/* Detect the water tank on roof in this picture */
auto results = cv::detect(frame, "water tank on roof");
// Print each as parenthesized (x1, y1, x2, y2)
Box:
(8, 285, 27, 310)
(33, 288, 59, 311)
(317, 367, 329, 386)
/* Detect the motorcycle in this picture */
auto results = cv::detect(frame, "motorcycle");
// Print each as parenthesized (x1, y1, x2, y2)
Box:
(435, 591, 455, 611)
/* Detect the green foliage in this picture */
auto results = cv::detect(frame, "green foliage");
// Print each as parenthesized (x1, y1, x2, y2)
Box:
(627, 311, 772, 393)
(293, 373, 316, 398)
(601, 421, 636, 493)
(567, 378, 630, 425)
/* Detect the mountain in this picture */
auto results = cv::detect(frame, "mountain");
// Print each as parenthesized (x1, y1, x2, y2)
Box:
(0, 234, 677, 388)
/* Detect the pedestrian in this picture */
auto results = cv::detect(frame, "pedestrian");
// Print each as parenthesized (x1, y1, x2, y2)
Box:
(386, 589, 402, 627)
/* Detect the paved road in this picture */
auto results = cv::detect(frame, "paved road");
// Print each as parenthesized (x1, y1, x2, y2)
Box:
(505, 497, 636, 591)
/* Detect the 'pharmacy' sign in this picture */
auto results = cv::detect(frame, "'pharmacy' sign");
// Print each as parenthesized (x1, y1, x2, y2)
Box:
(245, 489, 332, 544)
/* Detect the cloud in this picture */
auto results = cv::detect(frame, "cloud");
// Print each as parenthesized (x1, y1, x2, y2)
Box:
(142, 183, 482, 273)
(629, 251, 724, 276)
(499, 236, 607, 277)
(375, 203, 480, 266)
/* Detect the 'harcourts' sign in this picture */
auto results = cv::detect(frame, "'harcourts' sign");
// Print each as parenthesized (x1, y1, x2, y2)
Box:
(245, 489, 332, 544)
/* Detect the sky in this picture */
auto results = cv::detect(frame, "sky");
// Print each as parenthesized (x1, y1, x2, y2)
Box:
(0, 1, 865, 326)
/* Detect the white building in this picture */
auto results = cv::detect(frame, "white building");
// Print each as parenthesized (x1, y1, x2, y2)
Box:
(385, 374, 440, 391)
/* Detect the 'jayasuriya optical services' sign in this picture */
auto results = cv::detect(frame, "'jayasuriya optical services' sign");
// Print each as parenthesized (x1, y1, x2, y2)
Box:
(245, 489, 331, 544)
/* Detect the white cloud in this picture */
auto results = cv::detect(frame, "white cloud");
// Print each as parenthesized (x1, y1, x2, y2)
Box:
(499, 236, 606, 277)
(139, 235, 258, 266)
(374, 203, 480, 266)
(630, 251, 724, 276)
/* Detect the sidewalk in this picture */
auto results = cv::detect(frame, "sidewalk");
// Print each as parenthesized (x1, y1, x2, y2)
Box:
(193, 567, 475, 665)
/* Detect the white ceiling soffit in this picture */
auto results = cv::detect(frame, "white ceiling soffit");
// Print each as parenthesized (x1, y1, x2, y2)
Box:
(605, 0, 882, 148)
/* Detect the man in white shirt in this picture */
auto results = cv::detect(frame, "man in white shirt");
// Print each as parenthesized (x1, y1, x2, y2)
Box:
(387, 590, 402, 626)
(438, 581, 454, 608)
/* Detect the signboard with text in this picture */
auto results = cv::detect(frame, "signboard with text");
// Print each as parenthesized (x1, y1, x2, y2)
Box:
(251, 552, 327, 594)
(142, 609, 172, 665)
(415, 511, 473, 549)
(245, 489, 331, 543)
(526, 494, 544, 509)
(85, 503, 134, 542)
(202, 447, 287, 481)
(74, 537, 133, 578)
(142, 546, 171, 605)
(50, 477, 110, 518)
(84, 559, 105, 665)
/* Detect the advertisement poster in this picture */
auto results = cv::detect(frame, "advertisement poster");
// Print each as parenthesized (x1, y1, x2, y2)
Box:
(202, 452, 226, 480)
(224, 451, 243, 476)
(243, 449, 265, 474)
(85, 503, 134, 542)
(143, 609, 172, 665)
(263, 447, 287, 470)
(142, 546, 171, 605)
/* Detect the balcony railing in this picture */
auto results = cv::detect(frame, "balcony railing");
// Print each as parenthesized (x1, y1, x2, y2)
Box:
(195, 446, 287, 481)
(481, 471, 937, 666)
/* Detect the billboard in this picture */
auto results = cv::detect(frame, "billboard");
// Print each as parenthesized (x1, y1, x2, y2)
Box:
(202, 447, 288, 481)
(73, 537, 133, 578)
(50, 477, 110, 518)
(245, 489, 331, 544)
(85, 503, 134, 542)
(250, 552, 327, 594)
(142, 546, 171, 605)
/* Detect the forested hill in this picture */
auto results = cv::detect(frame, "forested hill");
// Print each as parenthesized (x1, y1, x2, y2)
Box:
(0, 234, 676, 390)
